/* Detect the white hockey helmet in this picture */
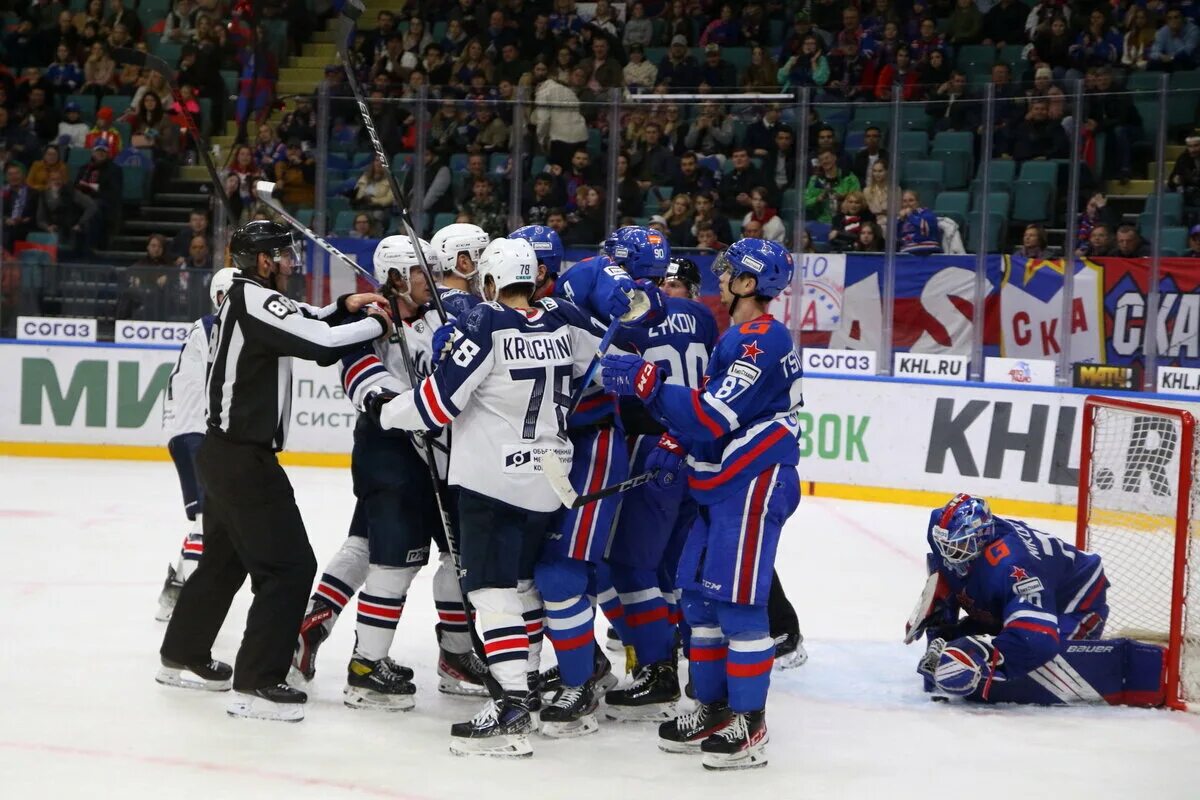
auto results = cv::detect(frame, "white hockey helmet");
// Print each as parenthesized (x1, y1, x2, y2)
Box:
(430, 223, 490, 280)
(209, 267, 237, 309)
(478, 237, 537, 300)
(372, 234, 434, 288)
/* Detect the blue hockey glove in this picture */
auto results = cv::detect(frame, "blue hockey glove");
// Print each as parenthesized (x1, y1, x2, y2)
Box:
(431, 322, 458, 363)
(932, 636, 1000, 697)
(599, 272, 635, 320)
(619, 279, 667, 327)
(646, 432, 686, 489)
(601, 354, 663, 401)
(363, 387, 399, 427)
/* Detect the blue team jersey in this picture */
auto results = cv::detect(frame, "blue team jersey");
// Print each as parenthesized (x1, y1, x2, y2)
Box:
(554, 255, 634, 428)
(437, 286, 481, 319)
(645, 313, 804, 503)
(927, 514, 1108, 679)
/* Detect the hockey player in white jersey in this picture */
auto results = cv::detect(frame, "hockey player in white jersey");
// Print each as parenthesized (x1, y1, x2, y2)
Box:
(290, 236, 489, 705)
(365, 237, 604, 757)
(430, 222, 489, 317)
(155, 267, 236, 622)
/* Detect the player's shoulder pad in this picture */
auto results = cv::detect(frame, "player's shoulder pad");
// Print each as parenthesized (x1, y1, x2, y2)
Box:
(720, 315, 793, 361)
(536, 295, 588, 324)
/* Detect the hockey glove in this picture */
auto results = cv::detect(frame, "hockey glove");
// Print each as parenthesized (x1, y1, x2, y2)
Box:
(932, 636, 1000, 697)
(599, 272, 636, 320)
(619, 280, 667, 327)
(363, 387, 399, 427)
(431, 322, 459, 363)
(600, 354, 663, 401)
(645, 433, 686, 489)
(916, 637, 947, 679)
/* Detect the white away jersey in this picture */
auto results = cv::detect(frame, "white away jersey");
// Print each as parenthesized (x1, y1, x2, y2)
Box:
(378, 297, 603, 511)
(162, 314, 214, 438)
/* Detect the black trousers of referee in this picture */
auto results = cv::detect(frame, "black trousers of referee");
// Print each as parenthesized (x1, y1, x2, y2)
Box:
(768, 569, 799, 640)
(160, 435, 317, 691)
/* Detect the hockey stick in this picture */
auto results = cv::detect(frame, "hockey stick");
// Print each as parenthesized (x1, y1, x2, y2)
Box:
(542, 449, 659, 509)
(567, 317, 622, 416)
(113, 47, 235, 227)
(337, 0, 446, 326)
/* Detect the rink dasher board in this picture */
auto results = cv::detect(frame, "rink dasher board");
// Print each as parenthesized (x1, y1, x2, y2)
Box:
(1, 340, 1198, 516)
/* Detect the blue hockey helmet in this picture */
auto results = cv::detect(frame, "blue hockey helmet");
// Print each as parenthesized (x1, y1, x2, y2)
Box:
(931, 494, 996, 566)
(508, 225, 563, 275)
(712, 238, 794, 299)
(605, 226, 671, 281)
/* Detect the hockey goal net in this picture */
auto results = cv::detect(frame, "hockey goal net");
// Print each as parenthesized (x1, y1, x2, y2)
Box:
(1076, 396, 1199, 710)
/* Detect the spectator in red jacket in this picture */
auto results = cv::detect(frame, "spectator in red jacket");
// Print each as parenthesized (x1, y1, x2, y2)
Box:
(875, 46, 920, 101)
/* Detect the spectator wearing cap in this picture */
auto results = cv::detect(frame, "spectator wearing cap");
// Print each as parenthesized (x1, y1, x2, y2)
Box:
(1171, 136, 1200, 221)
(85, 107, 122, 158)
(623, 3, 652, 49)
(624, 44, 657, 89)
(579, 36, 624, 89)
(1149, 8, 1198, 72)
(700, 4, 741, 47)
(2, 163, 39, 251)
(57, 102, 90, 149)
(699, 44, 738, 91)
(74, 142, 122, 244)
(1184, 226, 1200, 258)
(647, 214, 668, 236)
(657, 35, 701, 92)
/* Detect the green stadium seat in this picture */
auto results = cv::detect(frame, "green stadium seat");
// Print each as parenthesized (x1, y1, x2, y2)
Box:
(27, 232, 59, 247)
(220, 70, 238, 95)
(100, 95, 131, 118)
(956, 44, 996, 71)
(933, 191, 970, 228)
(1160, 227, 1189, 256)
(333, 210, 359, 234)
(121, 165, 146, 202)
(852, 103, 891, 129)
(900, 104, 930, 131)
(780, 188, 799, 215)
(930, 131, 974, 189)
(898, 131, 929, 157)
(488, 153, 508, 172)
(152, 39, 183, 66)
(296, 208, 314, 227)
(1142, 193, 1184, 226)
(1127, 72, 1161, 93)
(903, 159, 945, 184)
(971, 190, 1011, 217)
(326, 196, 351, 217)
(966, 211, 1006, 253)
(434, 212, 456, 230)
(998, 45, 1025, 71)
(1011, 180, 1053, 224)
(721, 47, 752, 75)
(65, 94, 97, 118)
(905, 179, 943, 206)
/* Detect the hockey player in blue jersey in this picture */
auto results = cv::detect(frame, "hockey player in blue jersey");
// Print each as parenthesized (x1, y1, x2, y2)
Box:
(366, 237, 607, 756)
(534, 226, 669, 737)
(603, 257, 719, 721)
(910, 494, 1166, 706)
(508, 224, 563, 301)
(430, 222, 489, 317)
(601, 238, 804, 770)
(155, 267, 237, 622)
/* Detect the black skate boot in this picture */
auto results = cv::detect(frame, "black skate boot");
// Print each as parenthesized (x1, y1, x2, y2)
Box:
(344, 655, 418, 711)
(227, 683, 308, 722)
(539, 682, 600, 738)
(537, 644, 617, 697)
(700, 709, 769, 770)
(449, 692, 535, 758)
(290, 598, 336, 683)
(155, 656, 232, 692)
(605, 626, 624, 652)
(437, 649, 490, 697)
(154, 564, 184, 622)
(773, 630, 808, 670)
(657, 700, 734, 754)
(605, 660, 680, 722)
(525, 672, 543, 713)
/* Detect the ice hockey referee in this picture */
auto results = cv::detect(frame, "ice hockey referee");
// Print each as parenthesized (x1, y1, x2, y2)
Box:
(156, 220, 392, 722)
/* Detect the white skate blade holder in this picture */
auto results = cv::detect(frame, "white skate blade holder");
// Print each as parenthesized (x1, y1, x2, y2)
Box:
(701, 743, 769, 771)
(343, 686, 416, 712)
(658, 738, 704, 755)
(438, 676, 491, 697)
(155, 666, 230, 692)
(604, 702, 676, 723)
(539, 713, 600, 739)
(449, 733, 533, 758)
(226, 693, 305, 722)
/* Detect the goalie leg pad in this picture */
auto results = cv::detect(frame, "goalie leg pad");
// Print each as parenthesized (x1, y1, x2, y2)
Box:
(982, 639, 1166, 707)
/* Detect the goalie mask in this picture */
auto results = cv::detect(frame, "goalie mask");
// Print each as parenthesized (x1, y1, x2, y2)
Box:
(431, 223, 490, 282)
(931, 494, 996, 567)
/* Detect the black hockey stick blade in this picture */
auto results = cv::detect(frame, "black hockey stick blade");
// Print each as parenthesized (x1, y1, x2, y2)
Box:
(542, 450, 660, 509)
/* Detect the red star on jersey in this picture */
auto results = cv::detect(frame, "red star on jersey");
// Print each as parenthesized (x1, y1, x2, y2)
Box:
(740, 340, 765, 362)
(1010, 566, 1029, 581)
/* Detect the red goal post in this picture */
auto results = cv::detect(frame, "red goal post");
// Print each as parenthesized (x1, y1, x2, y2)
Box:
(1075, 395, 1199, 710)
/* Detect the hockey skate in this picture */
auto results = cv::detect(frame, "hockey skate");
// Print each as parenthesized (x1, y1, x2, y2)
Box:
(344, 656, 417, 711)
(657, 700, 734, 754)
(290, 598, 335, 683)
(605, 626, 624, 652)
(155, 656, 232, 692)
(701, 710, 769, 771)
(437, 648, 490, 696)
(154, 564, 184, 622)
(538, 645, 617, 697)
(773, 630, 808, 670)
(605, 660, 680, 722)
(539, 683, 600, 738)
(449, 694, 534, 758)
(227, 683, 307, 722)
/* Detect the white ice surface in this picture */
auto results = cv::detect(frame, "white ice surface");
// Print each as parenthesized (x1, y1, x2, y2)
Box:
(2, 456, 1198, 800)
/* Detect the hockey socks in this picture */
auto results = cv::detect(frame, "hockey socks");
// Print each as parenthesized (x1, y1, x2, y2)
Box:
(311, 536, 370, 617)
(688, 624, 730, 705)
(613, 568, 674, 666)
(177, 515, 204, 582)
(544, 594, 595, 687)
(433, 552, 472, 655)
(519, 580, 545, 676)
(471, 587, 529, 693)
(684, 596, 774, 713)
(353, 565, 417, 662)
(593, 567, 634, 647)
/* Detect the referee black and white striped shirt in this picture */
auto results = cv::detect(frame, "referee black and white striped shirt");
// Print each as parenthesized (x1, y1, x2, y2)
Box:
(205, 274, 387, 451)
